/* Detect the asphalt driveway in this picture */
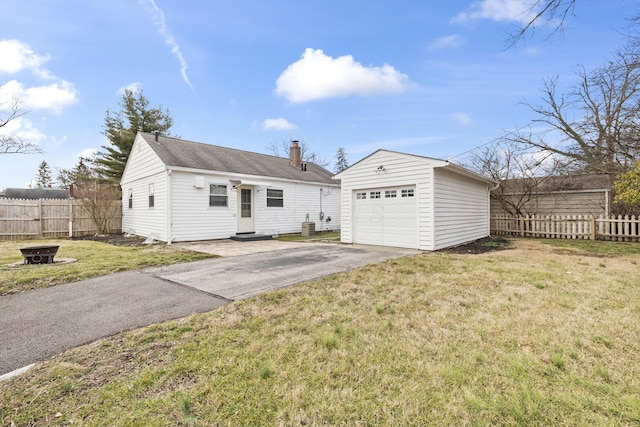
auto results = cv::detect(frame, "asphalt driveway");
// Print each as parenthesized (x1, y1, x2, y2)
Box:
(0, 241, 417, 377)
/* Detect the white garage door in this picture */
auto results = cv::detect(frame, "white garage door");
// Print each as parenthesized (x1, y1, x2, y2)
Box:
(353, 186, 417, 249)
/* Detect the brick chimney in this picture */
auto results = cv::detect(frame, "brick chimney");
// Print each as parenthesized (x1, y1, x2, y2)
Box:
(289, 140, 301, 168)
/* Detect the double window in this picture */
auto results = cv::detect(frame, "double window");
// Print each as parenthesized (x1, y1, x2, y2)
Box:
(266, 189, 284, 207)
(209, 184, 228, 207)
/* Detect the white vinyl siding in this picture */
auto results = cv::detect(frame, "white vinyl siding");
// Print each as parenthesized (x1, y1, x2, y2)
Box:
(165, 172, 340, 242)
(336, 151, 434, 250)
(336, 150, 492, 251)
(121, 135, 168, 241)
(254, 181, 340, 235)
(169, 171, 236, 242)
(433, 168, 490, 250)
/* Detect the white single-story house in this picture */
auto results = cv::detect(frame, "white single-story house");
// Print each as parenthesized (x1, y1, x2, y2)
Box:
(120, 132, 340, 243)
(333, 150, 497, 250)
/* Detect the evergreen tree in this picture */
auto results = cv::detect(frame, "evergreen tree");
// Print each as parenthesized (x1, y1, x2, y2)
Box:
(57, 156, 97, 189)
(334, 147, 349, 173)
(35, 161, 52, 188)
(94, 89, 173, 182)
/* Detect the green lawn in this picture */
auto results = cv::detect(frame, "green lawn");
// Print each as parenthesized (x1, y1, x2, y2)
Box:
(275, 230, 340, 241)
(1, 238, 640, 426)
(0, 238, 215, 296)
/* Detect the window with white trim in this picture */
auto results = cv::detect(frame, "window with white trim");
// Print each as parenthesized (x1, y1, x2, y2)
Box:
(401, 189, 415, 198)
(128, 189, 133, 209)
(209, 184, 228, 207)
(356, 192, 367, 199)
(385, 190, 397, 198)
(148, 183, 155, 208)
(370, 191, 381, 199)
(266, 189, 284, 207)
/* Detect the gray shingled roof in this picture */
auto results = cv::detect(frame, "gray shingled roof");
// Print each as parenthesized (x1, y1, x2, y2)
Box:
(140, 132, 337, 184)
(1, 188, 69, 199)
(500, 174, 612, 194)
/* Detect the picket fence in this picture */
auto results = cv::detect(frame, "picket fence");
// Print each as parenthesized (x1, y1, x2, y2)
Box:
(0, 198, 122, 240)
(491, 214, 640, 242)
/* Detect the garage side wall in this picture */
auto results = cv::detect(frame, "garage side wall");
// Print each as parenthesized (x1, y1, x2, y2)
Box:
(338, 152, 435, 249)
(433, 168, 490, 250)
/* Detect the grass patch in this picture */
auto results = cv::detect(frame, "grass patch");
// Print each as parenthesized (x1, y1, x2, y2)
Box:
(2, 239, 640, 425)
(539, 238, 640, 256)
(275, 230, 340, 241)
(0, 238, 214, 295)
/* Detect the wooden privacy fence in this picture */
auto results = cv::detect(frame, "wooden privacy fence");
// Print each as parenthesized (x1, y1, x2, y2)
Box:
(491, 214, 640, 242)
(0, 198, 122, 240)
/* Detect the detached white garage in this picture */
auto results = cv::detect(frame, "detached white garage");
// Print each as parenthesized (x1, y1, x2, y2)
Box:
(334, 150, 496, 250)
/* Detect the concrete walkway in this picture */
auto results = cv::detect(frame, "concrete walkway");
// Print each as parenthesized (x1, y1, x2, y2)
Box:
(0, 240, 418, 376)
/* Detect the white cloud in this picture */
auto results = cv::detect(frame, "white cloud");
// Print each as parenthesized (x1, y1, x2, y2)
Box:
(0, 116, 46, 144)
(262, 117, 297, 131)
(453, 112, 473, 126)
(427, 34, 465, 51)
(117, 82, 144, 94)
(140, 0, 193, 89)
(0, 79, 77, 113)
(452, 0, 536, 25)
(275, 48, 410, 103)
(0, 39, 53, 79)
(78, 147, 98, 159)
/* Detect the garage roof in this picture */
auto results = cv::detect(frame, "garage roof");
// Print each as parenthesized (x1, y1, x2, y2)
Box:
(334, 149, 496, 185)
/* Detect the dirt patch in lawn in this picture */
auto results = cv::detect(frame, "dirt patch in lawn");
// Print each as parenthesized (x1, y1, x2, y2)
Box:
(439, 235, 511, 254)
(70, 234, 148, 247)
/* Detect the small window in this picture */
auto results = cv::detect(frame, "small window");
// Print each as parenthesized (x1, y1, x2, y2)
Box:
(148, 183, 155, 208)
(356, 192, 367, 200)
(209, 184, 228, 207)
(401, 189, 415, 198)
(266, 189, 284, 207)
(370, 191, 381, 199)
(128, 189, 133, 209)
(385, 190, 397, 198)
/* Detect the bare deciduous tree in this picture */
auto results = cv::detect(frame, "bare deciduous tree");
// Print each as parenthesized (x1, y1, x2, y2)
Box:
(0, 97, 40, 154)
(466, 140, 559, 216)
(509, 0, 577, 46)
(266, 138, 330, 168)
(74, 182, 121, 235)
(502, 50, 640, 176)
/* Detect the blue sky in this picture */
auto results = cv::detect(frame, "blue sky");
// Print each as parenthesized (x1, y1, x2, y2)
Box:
(0, 0, 633, 188)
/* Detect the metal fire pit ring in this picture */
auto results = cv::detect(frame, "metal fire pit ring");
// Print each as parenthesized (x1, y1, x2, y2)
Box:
(19, 245, 60, 265)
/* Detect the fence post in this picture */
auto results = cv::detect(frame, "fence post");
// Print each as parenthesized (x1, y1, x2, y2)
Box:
(590, 216, 596, 240)
(519, 216, 524, 237)
(38, 198, 43, 238)
(68, 200, 73, 238)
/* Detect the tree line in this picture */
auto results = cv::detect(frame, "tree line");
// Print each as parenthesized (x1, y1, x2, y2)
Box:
(465, 0, 640, 215)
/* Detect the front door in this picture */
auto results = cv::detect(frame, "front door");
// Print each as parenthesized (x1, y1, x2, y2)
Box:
(237, 186, 254, 233)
